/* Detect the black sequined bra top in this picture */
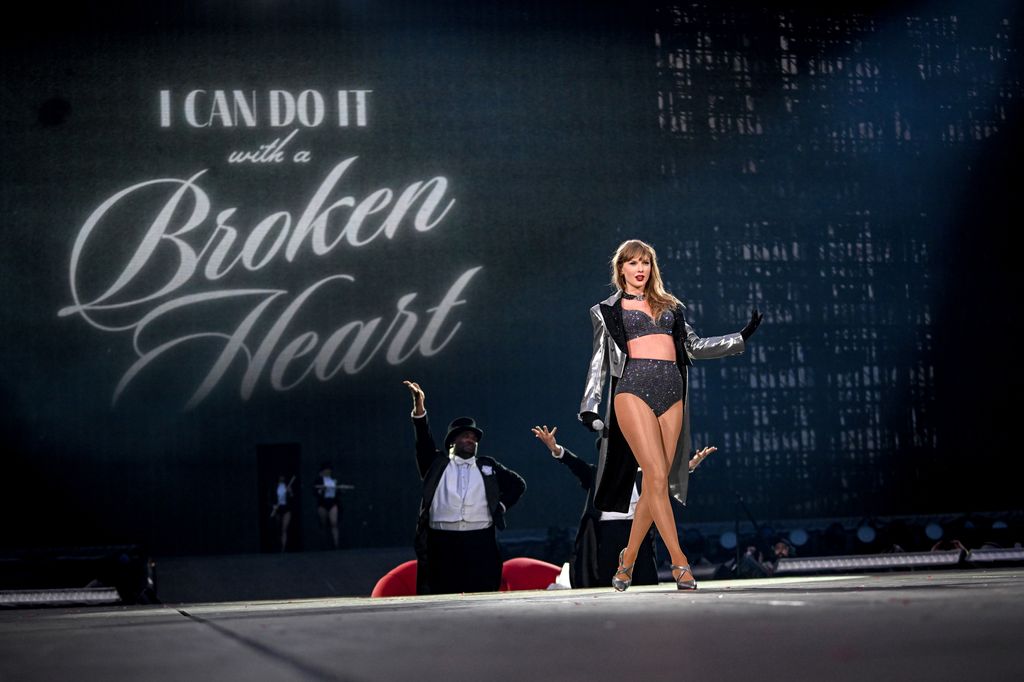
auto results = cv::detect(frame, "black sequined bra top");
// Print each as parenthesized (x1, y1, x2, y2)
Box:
(622, 307, 674, 341)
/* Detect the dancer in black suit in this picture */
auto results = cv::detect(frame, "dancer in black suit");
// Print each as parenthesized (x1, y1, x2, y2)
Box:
(404, 380, 527, 595)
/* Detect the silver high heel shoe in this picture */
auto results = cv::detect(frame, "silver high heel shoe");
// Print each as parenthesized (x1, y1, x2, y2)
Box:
(671, 563, 697, 591)
(612, 549, 635, 592)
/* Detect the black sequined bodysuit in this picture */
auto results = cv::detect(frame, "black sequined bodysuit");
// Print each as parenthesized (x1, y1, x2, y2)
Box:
(615, 307, 683, 416)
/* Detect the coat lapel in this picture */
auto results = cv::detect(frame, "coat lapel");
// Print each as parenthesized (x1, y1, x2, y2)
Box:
(598, 293, 627, 355)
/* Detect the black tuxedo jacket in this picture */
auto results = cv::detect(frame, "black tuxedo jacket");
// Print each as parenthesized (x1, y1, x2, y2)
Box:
(412, 414, 526, 594)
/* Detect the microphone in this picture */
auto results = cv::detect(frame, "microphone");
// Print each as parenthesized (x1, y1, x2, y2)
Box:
(580, 411, 605, 433)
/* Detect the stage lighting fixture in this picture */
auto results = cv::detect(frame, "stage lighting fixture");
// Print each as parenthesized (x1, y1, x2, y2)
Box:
(856, 525, 876, 543)
(925, 522, 944, 540)
(0, 587, 121, 607)
(966, 547, 1024, 565)
(719, 531, 737, 550)
(0, 545, 155, 606)
(773, 549, 962, 575)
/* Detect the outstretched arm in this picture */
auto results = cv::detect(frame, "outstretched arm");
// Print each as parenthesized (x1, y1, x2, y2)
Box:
(684, 319, 746, 360)
(532, 425, 594, 490)
(404, 380, 439, 478)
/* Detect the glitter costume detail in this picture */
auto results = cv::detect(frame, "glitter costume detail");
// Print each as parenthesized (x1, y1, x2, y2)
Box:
(614, 358, 683, 417)
(622, 308, 674, 341)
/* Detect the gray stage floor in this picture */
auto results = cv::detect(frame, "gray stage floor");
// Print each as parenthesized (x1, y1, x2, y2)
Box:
(2, 568, 1021, 682)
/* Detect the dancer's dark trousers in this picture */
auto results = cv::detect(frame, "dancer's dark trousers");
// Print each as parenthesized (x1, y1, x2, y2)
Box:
(427, 526, 503, 594)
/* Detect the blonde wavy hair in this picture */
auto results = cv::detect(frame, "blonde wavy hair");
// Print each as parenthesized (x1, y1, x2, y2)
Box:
(610, 239, 681, 321)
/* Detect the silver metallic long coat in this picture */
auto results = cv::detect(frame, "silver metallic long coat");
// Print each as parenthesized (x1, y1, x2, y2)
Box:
(579, 291, 745, 511)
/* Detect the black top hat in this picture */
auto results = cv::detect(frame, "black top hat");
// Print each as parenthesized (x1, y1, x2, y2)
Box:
(444, 417, 483, 449)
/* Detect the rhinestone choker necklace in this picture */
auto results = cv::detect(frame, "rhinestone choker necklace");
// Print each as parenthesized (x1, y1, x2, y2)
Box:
(622, 292, 645, 301)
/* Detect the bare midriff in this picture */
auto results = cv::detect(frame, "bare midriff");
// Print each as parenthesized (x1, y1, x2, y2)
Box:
(626, 334, 676, 361)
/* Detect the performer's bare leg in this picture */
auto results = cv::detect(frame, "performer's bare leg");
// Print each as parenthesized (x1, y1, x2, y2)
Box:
(624, 400, 685, 555)
(329, 506, 339, 548)
(614, 395, 688, 583)
(616, 399, 685, 557)
(655, 400, 694, 584)
(280, 511, 291, 552)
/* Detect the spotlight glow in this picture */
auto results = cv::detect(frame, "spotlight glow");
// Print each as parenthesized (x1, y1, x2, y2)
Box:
(857, 525, 877, 543)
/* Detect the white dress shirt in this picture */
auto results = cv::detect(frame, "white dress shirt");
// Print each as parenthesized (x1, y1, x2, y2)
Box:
(429, 454, 494, 531)
(321, 475, 337, 499)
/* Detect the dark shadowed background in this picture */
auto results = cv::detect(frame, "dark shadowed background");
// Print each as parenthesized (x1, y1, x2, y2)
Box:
(2, 0, 1020, 556)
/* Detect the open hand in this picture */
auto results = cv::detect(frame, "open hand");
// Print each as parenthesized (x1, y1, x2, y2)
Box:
(740, 309, 763, 340)
(531, 425, 559, 454)
(403, 380, 425, 414)
(688, 445, 717, 472)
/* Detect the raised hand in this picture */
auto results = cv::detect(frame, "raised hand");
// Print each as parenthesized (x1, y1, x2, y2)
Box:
(403, 380, 426, 415)
(531, 425, 559, 454)
(740, 308, 764, 340)
(688, 445, 718, 472)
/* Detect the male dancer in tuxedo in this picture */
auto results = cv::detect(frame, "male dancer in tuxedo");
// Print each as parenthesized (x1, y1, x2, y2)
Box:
(404, 380, 527, 595)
